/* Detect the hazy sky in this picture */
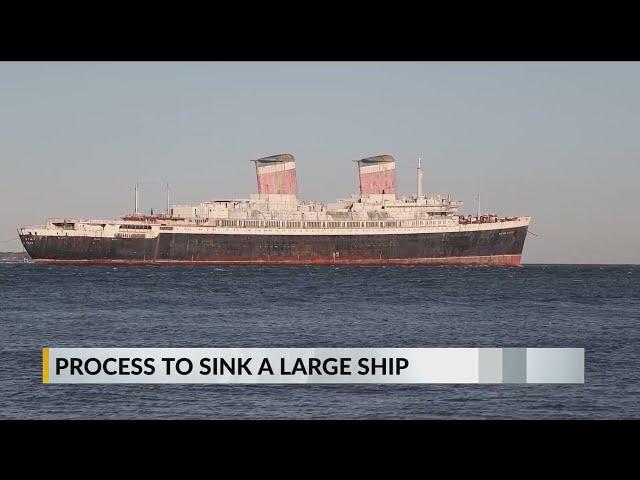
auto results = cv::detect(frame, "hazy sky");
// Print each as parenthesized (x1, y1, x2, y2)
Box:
(0, 62, 638, 263)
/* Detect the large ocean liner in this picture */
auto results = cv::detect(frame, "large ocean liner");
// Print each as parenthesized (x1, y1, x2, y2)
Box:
(18, 154, 530, 265)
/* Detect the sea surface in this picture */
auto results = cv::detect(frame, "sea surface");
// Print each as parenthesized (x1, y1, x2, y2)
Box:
(1, 263, 638, 419)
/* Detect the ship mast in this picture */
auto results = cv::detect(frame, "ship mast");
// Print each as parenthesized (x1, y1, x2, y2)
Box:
(133, 180, 172, 216)
(134, 182, 139, 214)
(166, 183, 170, 215)
(416, 156, 423, 198)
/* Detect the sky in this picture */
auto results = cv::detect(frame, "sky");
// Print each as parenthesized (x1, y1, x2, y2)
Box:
(0, 62, 638, 263)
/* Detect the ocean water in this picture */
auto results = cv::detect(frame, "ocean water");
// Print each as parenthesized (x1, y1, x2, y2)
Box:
(0, 263, 638, 419)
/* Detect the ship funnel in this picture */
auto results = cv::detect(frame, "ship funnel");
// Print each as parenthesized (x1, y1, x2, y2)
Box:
(356, 154, 396, 198)
(251, 153, 298, 201)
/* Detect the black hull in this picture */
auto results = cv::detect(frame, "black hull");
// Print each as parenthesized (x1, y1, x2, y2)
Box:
(20, 226, 528, 266)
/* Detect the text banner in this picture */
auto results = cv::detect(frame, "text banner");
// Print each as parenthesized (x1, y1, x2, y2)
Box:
(42, 348, 584, 384)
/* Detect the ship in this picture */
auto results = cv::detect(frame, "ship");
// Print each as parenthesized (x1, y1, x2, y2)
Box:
(18, 154, 530, 266)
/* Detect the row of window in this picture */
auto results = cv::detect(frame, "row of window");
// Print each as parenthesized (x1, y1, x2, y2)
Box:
(119, 220, 450, 230)
(212, 220, 450, 228)
(119, 224, 152, 230)
(115, 233, 147, 238)
(218, 219, 238, 227)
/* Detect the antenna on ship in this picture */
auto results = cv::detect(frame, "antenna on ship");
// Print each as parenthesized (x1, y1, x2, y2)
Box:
(476, 193, 481, 219)
(134, 179, 172, 216)
(134, 182, 139, 215)
(166, 183, 170, 215)
(416, 156, 423, 198)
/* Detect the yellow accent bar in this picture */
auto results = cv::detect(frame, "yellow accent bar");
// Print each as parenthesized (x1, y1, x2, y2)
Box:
(42, 347, 49, 384)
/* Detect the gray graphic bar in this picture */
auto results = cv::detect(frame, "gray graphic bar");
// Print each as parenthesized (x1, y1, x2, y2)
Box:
(503, 348, 528, 383)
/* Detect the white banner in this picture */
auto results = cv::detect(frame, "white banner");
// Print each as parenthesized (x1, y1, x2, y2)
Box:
(42, 348, 584, 384)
